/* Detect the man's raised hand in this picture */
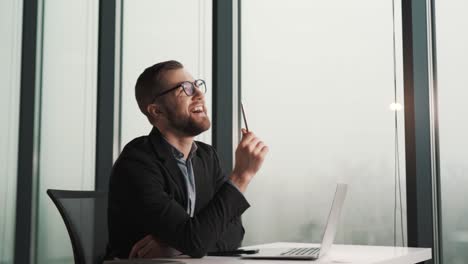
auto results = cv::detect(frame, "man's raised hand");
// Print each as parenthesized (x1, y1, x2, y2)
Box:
(230, 129, 269, 192)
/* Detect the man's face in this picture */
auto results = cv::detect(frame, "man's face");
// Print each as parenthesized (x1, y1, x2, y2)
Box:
(158, 68, 211, 137)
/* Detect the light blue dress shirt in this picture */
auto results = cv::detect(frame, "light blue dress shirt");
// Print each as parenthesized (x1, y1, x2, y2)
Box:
(168, 142, 198, 218)
(163, 138, 244, 218)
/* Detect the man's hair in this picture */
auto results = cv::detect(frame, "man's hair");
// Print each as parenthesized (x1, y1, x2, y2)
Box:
(135, 60, 184, 117)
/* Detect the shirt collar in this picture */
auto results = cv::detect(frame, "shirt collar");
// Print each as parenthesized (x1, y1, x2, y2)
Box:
(161, 136, 198, 160)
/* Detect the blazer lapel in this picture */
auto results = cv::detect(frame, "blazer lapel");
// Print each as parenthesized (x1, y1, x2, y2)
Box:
(192, 151, 213, 212)
(148, 127, 187, 201)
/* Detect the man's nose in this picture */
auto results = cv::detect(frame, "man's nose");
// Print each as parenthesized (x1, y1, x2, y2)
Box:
(192, 86, 205, 100)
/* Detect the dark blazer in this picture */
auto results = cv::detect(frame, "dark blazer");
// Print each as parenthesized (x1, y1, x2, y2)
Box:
(107, 127, 250, 258)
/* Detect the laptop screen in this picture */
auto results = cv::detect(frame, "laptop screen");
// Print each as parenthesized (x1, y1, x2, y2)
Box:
(318, 183, 348, 257)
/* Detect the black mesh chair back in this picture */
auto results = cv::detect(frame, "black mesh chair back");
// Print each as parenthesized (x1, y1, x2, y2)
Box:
(47, 189, 108, 264)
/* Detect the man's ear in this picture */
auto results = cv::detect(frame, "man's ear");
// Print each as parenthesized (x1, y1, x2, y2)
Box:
(147, 104, 163, 121)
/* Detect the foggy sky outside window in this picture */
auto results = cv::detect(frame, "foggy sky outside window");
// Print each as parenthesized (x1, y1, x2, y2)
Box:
(435, 1, 468, 263)
(0, 0, 22, 263)
(35, 0, 98, 263)
(120, 0, 212, 150)
(240, 0, 407, 246)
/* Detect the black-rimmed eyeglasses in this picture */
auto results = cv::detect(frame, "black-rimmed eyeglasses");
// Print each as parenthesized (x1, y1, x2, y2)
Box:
(152, 79, 207, 102)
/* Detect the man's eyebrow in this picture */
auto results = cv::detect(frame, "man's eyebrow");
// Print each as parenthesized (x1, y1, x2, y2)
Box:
(172, 81, 184, 86)
(172, 80, 189, 86)
(165, 81, 184, 89)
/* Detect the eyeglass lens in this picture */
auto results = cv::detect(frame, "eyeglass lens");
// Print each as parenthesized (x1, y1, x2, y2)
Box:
(181, 80, 206, 96)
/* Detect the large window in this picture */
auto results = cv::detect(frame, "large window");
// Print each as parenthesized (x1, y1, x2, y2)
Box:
(120, 0, 212, 149)
(5, 1, 466, 263)
(0, 0, 22, 263)
(435, 1, 468, 263)
(240, 0, 407, 247)
(35, 0, 99, 263)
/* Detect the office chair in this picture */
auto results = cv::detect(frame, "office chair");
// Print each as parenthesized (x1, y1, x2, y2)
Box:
(47, 189, 108, 264)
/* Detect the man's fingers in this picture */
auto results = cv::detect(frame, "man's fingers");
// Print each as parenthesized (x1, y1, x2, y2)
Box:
(240, 131, 256, 145)
(129, 246, 138, 259)
(128, 235, 154, 258)
(138, 240, 157, 258)
(260, 145, 269, 156)
(246, 137, 260, 152)
(129, 241, 145, 259)
(134, 235, 153, 249)
(241, 133, 262, 151)
(253, 141, 265, 155)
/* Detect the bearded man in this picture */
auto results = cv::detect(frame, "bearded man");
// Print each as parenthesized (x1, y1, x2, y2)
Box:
(106, 60, 268, 259)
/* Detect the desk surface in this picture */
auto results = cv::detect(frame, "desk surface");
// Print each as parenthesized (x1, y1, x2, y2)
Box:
(169, 242, 432, 264)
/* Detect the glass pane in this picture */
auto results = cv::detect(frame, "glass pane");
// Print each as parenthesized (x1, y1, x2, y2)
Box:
(120, 0, 212, 149)
(35, 0, 99, 263)
(0, 0, 23, 263)
(435, 0, 468, 263)
(240, 0, 407, 247)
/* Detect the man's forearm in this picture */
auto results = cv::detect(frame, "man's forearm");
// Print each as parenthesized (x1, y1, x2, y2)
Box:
(229, 171, 253, 193)
(211, 217, 245, 252)
(144, 182, 250, 258)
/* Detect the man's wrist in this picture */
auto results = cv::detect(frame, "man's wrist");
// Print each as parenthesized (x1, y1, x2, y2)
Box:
(229, 171, 252, 193)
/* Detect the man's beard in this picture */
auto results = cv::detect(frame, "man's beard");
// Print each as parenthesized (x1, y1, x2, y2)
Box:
(166, 108, 211, 137)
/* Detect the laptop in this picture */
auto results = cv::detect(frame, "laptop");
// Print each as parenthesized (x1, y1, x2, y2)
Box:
(242, 183, 347, 260)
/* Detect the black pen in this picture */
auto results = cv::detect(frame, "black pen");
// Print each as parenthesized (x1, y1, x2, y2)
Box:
(207, 249, 259, 256)
(241, 101, 249, 132)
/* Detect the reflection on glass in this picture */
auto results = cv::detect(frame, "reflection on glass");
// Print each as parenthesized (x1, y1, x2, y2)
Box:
(0, 0, 22, 263)
(240, 0, 407, 247)
(35, 0, 98, 263)
(435, 1, 468, 263)
(120, 0, 212, 149)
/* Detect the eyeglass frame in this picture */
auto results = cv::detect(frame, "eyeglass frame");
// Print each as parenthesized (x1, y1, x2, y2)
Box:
(151, 79, 206, 103)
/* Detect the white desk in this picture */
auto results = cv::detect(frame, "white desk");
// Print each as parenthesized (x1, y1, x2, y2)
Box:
(169, 242, 432, 264)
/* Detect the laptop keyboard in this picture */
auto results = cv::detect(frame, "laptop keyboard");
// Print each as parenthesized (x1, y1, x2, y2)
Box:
(280, 247, 320, 256)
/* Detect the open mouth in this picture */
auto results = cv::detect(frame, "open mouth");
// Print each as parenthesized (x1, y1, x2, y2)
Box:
(191, 105, 205, 114)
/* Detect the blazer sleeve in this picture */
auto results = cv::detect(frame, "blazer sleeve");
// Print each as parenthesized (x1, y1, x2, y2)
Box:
(117, 157, 250, 258)
(211, 216, 245, 251)
(210, 147, 247, 251)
